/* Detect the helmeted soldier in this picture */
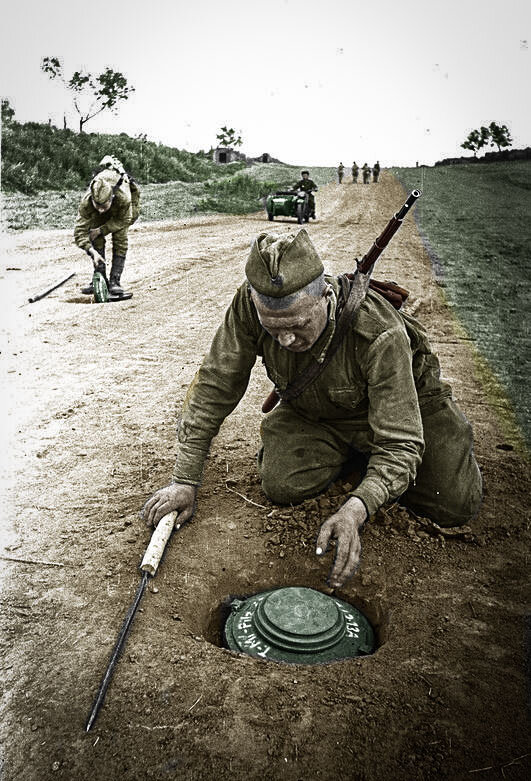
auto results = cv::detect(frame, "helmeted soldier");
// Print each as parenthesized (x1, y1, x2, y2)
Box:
(362, 163, 371, 184)
(143, 229, 482, 589)
(293, 170, 318, 219)
(372, 161, 381, 183)
(337, 162, 345, 183)
(74, 155, 140, 298)
(351, 161, 359, 183)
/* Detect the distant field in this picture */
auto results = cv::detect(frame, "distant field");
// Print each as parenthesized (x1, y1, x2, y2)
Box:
(391, 161, 531, 446)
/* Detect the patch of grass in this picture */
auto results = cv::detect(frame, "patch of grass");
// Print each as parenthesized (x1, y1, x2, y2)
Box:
(244, 163, 337, 187)
(391, 161, 531, 446)
(196, 173, 294, 215)
(194, 163, 337, 215)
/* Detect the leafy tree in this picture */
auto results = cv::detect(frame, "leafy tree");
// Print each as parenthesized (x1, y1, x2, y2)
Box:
(41, 56, 134, 133)
(461, 126, 489, 157)
(488, 121, 513, 152)
(216, 125, 243, 149)
(1, 98, 15, 125)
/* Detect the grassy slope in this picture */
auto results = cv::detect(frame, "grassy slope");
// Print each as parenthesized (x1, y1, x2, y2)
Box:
(391, 161, 531, 446)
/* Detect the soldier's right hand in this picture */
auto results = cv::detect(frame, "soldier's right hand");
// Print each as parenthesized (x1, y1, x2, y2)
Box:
(90, 249, 105, 268)
(141, 483, 197, 529)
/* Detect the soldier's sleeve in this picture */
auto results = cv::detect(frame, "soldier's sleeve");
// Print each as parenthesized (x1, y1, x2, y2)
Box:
(74, 197, 94, 253)
(172, 286, 261, 485)
(99, 197, 132, 237)
(349, 326, 424, 517)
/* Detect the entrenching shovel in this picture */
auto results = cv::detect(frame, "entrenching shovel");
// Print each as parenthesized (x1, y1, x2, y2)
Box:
(85, 511, 178, 731)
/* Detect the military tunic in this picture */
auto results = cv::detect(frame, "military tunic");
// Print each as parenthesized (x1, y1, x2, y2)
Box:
(172, 278, 481, 526)
(74, 177, 138, 257)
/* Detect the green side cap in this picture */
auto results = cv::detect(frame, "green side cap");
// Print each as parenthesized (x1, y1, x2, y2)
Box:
(245, 229, 324, 298)
(224, 586, 375, 664)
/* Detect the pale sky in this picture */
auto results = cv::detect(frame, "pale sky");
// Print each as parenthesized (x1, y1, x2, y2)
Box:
(1, 0, 530, 166)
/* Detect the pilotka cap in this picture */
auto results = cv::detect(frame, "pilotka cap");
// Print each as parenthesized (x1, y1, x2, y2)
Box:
(90, 170, 117, 205)
(245, 229, 324, 298)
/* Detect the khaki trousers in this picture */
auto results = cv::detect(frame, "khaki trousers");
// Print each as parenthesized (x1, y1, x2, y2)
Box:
(257, 398, 482, 527)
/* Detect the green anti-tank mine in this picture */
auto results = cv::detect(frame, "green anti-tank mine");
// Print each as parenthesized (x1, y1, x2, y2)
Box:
(224, 587, 375, 664)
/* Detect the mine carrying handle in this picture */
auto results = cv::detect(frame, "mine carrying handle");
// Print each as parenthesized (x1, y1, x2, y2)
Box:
(358, 189, 422, 274)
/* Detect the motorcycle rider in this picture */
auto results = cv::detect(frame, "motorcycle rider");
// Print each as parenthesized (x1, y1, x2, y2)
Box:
(293, 170, 318, 219)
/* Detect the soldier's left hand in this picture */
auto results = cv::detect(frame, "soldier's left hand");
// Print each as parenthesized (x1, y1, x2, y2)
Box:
(89, 227, 101, 242)
(316, 497, 367, 588)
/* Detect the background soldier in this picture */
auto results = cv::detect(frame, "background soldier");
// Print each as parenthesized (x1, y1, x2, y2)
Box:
(74, 155, 140, 298)
(143, 229, 482, 589)
(337, 162, 345, 183)
(362, 163, 371, 184)
(351, 161, 359, 183)
(294, 170, 318, 218)
(373, 161, 381, 183)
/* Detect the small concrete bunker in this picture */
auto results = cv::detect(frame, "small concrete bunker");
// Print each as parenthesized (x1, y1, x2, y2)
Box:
(224, 586, 375, 664)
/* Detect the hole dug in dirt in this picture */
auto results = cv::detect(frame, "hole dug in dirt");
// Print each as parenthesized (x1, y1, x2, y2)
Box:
(198, 558, 388, 664)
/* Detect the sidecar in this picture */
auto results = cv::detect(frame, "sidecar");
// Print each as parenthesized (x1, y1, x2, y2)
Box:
(265, 189, 312, 224)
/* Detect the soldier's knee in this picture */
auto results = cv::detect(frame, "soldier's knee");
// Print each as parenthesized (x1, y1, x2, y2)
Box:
(405, 468, 482, 527)
(437, 473, 482, 527)
(260, 473, 308, 505)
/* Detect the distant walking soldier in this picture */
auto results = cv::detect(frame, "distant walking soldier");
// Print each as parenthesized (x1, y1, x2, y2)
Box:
(74, 155, 140, 298)
(337, 162, 345, 183)
(294, 170, 318, 219)
(362, 163, 371, 184)
(351, 161, 359, 183)
(373, 161, 381, 183)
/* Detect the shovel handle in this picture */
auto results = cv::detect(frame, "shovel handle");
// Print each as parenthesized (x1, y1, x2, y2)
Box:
(140, 511, 177, 576)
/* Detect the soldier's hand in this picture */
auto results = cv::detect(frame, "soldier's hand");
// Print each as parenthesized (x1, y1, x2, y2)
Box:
(141, 483, 197, 529)
(316, 497, 367, 588)
(89, 249, 105, 268)
(89, 227, 102, 242)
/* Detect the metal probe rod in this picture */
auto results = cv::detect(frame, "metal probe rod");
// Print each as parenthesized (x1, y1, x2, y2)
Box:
(85, 511, 177, 732)
(85, 572, 149, 732)
(28, 272, 76, 303)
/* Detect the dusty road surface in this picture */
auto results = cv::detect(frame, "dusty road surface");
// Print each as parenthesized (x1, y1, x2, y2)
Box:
(1, 173, 530, 780)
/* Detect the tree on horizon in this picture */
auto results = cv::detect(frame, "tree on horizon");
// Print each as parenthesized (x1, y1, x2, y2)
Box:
(216, 126, 243, 149)
(41, 56, 134, 133)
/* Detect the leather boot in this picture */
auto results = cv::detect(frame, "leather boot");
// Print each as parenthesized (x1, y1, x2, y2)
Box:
(109, 254, 128, 297)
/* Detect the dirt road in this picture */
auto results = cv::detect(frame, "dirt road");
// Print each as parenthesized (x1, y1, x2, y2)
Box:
(1, 173, 529, 780)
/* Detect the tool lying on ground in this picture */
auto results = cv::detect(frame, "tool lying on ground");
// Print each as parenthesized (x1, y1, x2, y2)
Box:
(262, 189, 422, 413)
(28, 272, 76, 303)
(85, 511, 177, 731)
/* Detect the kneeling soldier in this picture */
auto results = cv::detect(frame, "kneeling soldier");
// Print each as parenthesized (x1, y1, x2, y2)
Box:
(143, 229, 482, 588)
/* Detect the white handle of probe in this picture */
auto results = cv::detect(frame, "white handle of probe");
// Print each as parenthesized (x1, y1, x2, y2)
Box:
(140, 511, 177, 576)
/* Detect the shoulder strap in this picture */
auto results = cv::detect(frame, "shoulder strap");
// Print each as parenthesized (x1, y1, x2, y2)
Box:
(261, 272, 409, 412)
(274, 271, 372, 404)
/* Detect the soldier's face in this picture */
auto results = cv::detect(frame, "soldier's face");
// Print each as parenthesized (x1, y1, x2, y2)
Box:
(91, 196, 113, 213)
(252, 289, 331, 352)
